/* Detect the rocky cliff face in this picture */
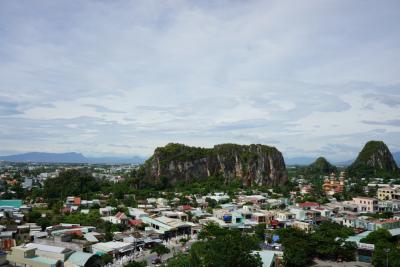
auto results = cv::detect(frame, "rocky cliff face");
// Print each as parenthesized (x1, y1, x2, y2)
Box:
(144, 143, 288, 186)
(348, 141, 399, 178)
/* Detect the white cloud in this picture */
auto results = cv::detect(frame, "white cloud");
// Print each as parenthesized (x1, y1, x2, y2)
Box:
(0, 0, 399, 160)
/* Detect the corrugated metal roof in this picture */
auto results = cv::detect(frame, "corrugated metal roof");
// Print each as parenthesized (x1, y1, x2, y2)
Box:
(66, 251, 96, 267)
(26, 243, 69, 254)
(0, 199, 22, 208)
(84, 232, 99, 242)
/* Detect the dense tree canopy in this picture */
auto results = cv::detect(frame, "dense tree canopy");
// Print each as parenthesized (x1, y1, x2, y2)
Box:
(166, 224, 261, 267)
(43, 169, 100, 206)
(275, 221, 356, 266)
(361, 229, 400, 266)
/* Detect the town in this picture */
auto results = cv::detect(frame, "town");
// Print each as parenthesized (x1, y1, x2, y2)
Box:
(1, 1, 399, 266)
(0, 140, 399, 267)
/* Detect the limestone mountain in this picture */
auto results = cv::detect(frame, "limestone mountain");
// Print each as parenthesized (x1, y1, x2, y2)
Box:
(143, 143, 288, 187)
(348, 141, 399, 178)
(307, 157, 337, 174)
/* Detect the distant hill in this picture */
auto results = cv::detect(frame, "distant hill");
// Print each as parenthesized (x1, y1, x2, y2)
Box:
(308, 157, 337, 174)
(0, 152, 145, 164)
(347, 141, 399, 178)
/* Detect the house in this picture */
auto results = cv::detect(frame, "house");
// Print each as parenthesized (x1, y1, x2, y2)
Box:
(161, 211, 188, 221)
(352, 197, 378, 213)
(298, 202, 319, 210)
(241, 195, 267, 205)
(99, 206, 115, 216)
(290, 208, 307, 221)
(204, 193, 230, 203)
(141, 216, 193, 239)
(0, 199, 23, 212)
(66, 197, 81, 208)
(156, 198, 169, 207)
(293, 221, 314, 232)
(128, 208, 148, 219)
(102, 212, 128, 225)
(377, 187, 396, 200)
(7, 245, 64, 267)
(92, 241, 135, 258)
(252, 212, 267, 224)
(372, 218, 400, 230)
(7, 243, 101, 267)
(275, 211, 294, 222)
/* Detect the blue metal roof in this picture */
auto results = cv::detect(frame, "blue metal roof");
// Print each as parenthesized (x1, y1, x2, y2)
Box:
(0, 199, 22, 208)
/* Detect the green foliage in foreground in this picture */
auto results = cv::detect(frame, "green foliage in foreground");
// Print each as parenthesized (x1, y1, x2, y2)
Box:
(361, 229, 400, 267)
(164, 224, 262, 267)
(275, 221, 356, 267)
(151, 244, 170, 258)
(124, 261, 147, 267)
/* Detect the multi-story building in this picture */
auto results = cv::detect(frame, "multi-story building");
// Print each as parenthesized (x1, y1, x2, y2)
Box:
(352, 197, 379, 213)
(322, 172, 345, 195)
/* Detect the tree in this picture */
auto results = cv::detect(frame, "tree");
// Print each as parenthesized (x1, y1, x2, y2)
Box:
(100, 254, 113, 265)
(36, 217, 52, 231)
(165, 253, 192, 267)
(360, 228, 392, 245)
(43, 169, 100, 207)
(151, 244, 170, 260)
(186, 223, 262, 267)
(275, 227, 313, 267)
(310, 221, 355, 261)
(360, 229, 400, 266)
(254, 223, 266, 242)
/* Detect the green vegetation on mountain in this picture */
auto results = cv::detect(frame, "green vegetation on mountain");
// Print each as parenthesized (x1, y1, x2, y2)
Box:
(348, 141, 399, 178)
(143, 143, 288, 187)
(307, 157, 337, 174)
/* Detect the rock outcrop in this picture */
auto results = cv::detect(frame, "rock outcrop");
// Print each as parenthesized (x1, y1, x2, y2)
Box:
(348, 141, 399, 178)
(143, 143, 288, 186)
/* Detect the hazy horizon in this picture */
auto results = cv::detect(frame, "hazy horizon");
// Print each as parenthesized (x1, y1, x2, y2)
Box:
(1, 1, 400, 161)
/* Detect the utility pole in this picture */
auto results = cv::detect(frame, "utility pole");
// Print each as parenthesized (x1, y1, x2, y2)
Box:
(384, 248, 390, 267)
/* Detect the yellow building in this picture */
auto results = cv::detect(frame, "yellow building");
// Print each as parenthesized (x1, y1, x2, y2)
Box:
(377, 187, 396, 200)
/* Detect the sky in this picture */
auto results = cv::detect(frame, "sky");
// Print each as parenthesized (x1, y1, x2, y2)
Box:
(0, 0, 400, 161)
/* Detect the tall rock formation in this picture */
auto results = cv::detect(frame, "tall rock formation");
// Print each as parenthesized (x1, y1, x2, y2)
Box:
(348, 141, 399, 178)
(143, 143, 288, 186)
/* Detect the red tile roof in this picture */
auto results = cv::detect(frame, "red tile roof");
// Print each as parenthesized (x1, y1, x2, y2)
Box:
(74, 197, 81, 205)
(129, 219, 143, 226)
(375, 218, 400, 224)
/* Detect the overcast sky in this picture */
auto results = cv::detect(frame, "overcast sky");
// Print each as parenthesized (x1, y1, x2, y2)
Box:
(0, 0, 399, 161)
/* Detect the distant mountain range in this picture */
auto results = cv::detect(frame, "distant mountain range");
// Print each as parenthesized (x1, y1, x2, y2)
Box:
(1, 150, 399, 166)
(285, 152, 400, 167)
(0, 152, 145, 164)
